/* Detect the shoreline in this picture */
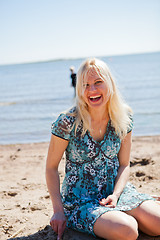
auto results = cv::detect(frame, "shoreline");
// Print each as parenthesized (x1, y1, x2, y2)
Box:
(1, 135, 160, 239)
(1, 134, 160, 146)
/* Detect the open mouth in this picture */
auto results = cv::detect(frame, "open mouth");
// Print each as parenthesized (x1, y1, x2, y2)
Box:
(89, 95, 102, 102)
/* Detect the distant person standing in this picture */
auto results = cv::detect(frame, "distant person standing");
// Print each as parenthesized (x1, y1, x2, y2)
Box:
(70, 66, 76, 91)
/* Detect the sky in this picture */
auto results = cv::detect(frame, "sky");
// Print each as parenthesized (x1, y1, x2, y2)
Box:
(0, 0, 160, 65)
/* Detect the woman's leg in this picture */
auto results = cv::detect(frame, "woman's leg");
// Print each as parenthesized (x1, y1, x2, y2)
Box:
(126, 200, 160, 236)
(93, 210, 138, 240)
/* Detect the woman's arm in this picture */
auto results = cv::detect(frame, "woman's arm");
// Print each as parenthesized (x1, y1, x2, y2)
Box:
(113, 131, 132, 198)
(46, 134, 69, 239)
(100, 131, 132, 207)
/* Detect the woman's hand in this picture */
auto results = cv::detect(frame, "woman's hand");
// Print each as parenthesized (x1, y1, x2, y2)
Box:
(99, 194, 118, 208)
(50, 212, 66, 240)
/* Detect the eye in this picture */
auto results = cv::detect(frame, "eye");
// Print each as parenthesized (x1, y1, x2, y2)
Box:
(95, 80, 103, 85)
(83, 83, 90, 88)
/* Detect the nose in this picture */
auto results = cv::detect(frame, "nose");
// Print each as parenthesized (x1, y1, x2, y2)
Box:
(89, 84, 96, 91)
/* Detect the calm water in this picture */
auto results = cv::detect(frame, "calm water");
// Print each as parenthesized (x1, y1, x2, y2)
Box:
(0, 52, 160, 144)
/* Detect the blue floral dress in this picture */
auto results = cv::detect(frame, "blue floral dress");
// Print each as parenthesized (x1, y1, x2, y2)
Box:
(51, 108, 153, 237)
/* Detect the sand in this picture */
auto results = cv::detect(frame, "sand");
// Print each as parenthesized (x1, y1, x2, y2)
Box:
(0, 135, 160, 240)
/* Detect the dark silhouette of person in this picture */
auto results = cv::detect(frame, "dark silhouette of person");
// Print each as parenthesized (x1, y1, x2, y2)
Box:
(70, 66, 76, 89)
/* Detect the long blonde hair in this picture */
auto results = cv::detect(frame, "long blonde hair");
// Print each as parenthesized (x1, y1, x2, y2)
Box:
(69, 58, 132, 139)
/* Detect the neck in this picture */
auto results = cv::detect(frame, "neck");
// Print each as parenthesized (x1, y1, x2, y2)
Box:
(89, 107, 109, 122)
(89, 107, 110, 142)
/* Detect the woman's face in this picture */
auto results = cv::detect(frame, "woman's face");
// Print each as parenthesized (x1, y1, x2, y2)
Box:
(82, 70, 110, 111)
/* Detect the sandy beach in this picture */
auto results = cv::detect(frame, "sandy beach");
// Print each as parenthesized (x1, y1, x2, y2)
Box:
(0, 135, 160, 240)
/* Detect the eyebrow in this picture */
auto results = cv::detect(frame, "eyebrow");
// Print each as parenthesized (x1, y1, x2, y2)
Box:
(84, 78, 102, 83)
(94, 78, 102, 81)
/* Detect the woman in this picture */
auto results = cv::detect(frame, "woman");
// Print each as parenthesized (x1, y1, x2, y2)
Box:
(46, 58, 160, 240)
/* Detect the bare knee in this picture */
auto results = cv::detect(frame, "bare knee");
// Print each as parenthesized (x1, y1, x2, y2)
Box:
(105, 223, 138, 240)
(118, 224, 138, 240)
(127, 200, 160, 237)
(94, 212, 138, 240)
(118, 218, 138, 240)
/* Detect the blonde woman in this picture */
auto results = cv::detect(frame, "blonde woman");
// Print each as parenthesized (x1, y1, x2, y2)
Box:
(46, 58, 160, 240)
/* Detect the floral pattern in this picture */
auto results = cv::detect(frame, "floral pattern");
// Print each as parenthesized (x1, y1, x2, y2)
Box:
(51, 108, 153, 236)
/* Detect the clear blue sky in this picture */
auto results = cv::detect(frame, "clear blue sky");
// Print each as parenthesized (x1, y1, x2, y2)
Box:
(0, 0, 160, 65)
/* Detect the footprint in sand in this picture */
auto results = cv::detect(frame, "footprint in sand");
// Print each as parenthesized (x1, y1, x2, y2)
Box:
(135, 171, 154, 182)
(135, 171, 146, 177)
(8, 192, 18, 197)
(130, 157, 154, 167)
(10, 154, 18, 160)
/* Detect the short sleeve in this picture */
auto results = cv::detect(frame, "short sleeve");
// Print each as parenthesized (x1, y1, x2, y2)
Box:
(127, 115, 133, 133)
(51, 113, 75, 140)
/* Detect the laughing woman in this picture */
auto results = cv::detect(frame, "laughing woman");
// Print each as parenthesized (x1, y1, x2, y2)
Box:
(46, 58, 160, 240)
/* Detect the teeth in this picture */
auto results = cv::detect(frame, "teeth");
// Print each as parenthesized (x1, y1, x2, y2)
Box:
(90, 95, 101, 99)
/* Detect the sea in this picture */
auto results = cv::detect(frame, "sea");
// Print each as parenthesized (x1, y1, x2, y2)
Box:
(0, 52, 160, 144)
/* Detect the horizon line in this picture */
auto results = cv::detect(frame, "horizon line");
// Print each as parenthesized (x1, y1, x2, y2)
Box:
(0, 50, 160, 67)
